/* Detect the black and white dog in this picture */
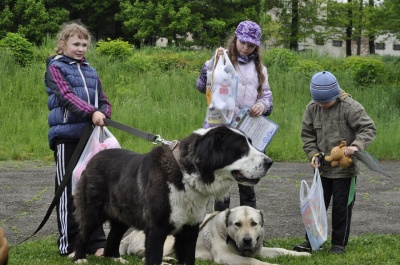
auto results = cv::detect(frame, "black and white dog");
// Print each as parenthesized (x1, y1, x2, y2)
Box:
(73, 126, 273, 264)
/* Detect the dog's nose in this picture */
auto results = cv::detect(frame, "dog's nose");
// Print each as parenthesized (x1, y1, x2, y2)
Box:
(242, 236, 253, 246)
(263, 157, 273, 170)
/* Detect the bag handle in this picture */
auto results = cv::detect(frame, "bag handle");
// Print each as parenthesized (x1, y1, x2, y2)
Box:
(300, 180, 310, 202)
(300, 168, 320, 203)
(95, 82, 98, 108)
(206, 48, 221, 106)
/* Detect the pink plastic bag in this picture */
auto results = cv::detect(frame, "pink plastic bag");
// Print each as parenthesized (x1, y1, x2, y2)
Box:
(72, 126, 120, 194)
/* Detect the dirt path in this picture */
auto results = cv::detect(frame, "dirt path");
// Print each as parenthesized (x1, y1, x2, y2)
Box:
(0, 160, 399, 246)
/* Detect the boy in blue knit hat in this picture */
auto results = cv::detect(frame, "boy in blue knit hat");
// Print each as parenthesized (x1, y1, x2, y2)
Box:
(294, 71, 376, 254)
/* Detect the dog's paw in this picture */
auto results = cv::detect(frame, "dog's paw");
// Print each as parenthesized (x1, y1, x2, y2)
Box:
(297, 252, 311, 257)
(74, 259, 88, 263)
(111, 257, 128, 263)
(142, 257, 174, 265)
(163, 256, 177, 262)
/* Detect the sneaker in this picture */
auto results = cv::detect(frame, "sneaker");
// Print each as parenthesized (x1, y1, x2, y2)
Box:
(293, 241, 312, 252)
(330, 245, 346, 254)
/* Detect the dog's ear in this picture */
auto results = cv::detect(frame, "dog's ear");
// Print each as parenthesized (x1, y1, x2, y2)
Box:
(258, 209, 265, 228)
(224, 208, 231, 244)
(192, 129, 226, 182)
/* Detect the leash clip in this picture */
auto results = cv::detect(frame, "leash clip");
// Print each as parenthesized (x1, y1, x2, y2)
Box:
(153, 135, 172, 145)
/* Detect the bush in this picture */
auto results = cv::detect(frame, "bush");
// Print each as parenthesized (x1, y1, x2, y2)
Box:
(96, 38, 134, 59)
(264, 48, 300, 70)
(0, 32, 34, 66)
(124, 53, 154, 73)
(124, 49, 208, 73)
(343, 56, 387, 87)
(292, 59, 323, 78)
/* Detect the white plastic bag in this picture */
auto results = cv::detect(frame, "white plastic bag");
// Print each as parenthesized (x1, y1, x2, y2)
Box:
(72, 126, 121, 194)
(206, 49, 238, 124)
(300, 168, 328, 250)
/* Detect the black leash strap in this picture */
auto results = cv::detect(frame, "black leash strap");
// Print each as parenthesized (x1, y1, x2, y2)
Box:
(103, 118, 158, 142)
(19, 119, 160, 245)
(17, 123, 93, 245)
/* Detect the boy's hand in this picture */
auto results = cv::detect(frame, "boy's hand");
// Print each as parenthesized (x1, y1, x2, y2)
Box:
(311, 152, 324, 168)
(345, 146, 359, 157)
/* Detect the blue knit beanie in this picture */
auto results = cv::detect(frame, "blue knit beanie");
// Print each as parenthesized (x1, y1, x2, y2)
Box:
(310, 71, 340, 103)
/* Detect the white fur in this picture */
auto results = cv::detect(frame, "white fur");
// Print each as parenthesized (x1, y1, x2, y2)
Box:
(120, 206, 311, 265)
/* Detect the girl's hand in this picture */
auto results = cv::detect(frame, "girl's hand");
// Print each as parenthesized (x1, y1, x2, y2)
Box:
(91, 111, 106, 126)
(249, 103, 264, 117)
(215, 47, 224, 61)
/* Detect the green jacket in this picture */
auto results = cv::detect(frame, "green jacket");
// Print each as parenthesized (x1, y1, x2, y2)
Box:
(301, 89, 377, 178)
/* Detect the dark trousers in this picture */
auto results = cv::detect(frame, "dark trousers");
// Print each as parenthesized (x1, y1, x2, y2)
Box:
(306, 176, 356, 247)
(54, 142, 106, 255)
(214, 184, 256, 211)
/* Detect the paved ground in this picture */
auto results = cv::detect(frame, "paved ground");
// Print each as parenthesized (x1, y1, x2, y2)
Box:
(0, 160, 399, 246)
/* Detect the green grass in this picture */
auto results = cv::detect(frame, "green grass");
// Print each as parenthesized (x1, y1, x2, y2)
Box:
(9, 234, 400, 264)
(2, 44, 399, 264)
(0, 46, 399, 161)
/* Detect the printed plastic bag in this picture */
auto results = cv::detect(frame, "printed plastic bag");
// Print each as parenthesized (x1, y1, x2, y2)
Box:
(300, 168, 328, 250)
(72, 126, 120, 194)
(206, 49, 238, 124)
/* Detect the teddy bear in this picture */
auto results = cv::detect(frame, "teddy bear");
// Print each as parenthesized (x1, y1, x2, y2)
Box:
(324, 141, 353, 169)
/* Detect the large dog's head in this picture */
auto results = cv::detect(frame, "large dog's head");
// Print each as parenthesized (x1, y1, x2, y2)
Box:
(183, 126, 272, 187)
(224, 206, 265, 257)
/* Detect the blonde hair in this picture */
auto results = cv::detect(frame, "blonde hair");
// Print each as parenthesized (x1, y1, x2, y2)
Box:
(55, 22, 92, 54)
(226, 35, 265, 98)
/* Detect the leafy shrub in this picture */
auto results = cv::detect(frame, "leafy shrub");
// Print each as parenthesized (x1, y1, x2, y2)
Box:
(125, 49, 207, 73)
(379, 55, 400, 84)
(152, 51, 187, 70)
(264, 48, 300, 70)
(124, 54, 154, 73)
(343, 56, 387, 87)
(96, 38, 134, 59)
(292, 59, 323, 78)
(0, 32, 34, 66)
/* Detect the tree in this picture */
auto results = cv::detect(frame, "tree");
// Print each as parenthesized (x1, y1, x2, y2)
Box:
(69, 0, 121, 40)
(277, 0, 326, 50)
(290, 0, 299, 50)
(378, 0, 400, 38)
(116, 0, 261, 48)
(0, 0, 68, 44)
(345, 0, 353, 57)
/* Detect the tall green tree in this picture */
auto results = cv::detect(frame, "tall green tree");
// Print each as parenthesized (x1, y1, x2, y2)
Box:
(116, 0, 261, 48)
(378, 0, 400, 38)
(70, 0, 121, 40)
(278, 0, 325, 50)
(0, 0, 68, 44)
(43, 0, 121, 40)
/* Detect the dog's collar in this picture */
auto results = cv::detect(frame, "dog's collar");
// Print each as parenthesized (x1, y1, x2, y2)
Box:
(169, 140, 185, 172)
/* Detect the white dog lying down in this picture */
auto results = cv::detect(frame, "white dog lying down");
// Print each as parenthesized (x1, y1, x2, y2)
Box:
(120, 206, 310, 265)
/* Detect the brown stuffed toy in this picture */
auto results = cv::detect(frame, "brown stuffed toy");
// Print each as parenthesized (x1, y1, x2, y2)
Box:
(324, 141, 353, 169)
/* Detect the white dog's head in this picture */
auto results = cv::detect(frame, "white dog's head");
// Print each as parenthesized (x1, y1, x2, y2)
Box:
(225, 206, 265, 257)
